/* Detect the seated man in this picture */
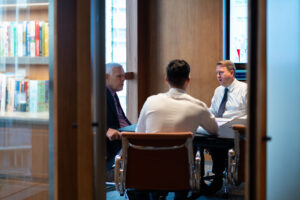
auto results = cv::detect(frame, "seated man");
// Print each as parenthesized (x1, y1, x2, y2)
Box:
(136, 60, 218, 134)
(202, 60, 247, 194)
(210, 60, 247, 118)
(134, 59, 218, 200)
(106, 63, 131, 170)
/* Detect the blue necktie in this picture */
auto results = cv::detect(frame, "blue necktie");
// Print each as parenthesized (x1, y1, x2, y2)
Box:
(217, 88, 229, 117)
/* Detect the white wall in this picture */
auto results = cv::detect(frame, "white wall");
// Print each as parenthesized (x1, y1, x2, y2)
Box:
(267, 0, 300, 199)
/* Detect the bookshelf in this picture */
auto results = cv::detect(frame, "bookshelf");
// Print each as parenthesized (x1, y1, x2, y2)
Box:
(0, 57, 48, 65)
(0, 0, 49, 181)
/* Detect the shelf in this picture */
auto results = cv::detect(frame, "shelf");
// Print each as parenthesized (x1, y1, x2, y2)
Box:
(0, 0, 48, 8)
(0, 112, 49, 124)
(0, 57, 48, 65)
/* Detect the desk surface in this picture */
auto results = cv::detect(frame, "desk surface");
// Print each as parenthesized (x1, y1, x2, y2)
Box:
(119, 118, 247, 140)
(196, 118, 247, 140)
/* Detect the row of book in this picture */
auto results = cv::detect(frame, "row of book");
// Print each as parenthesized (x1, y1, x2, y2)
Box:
(0, 74, 49, 113)
(0, 21, 49, 58)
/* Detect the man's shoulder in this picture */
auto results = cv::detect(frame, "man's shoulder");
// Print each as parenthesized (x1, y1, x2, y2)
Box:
(235, 79, 247, 86)
(183, 93, 208, 108)
(145, 93, 167, 103)
(234, 80, 247, 91)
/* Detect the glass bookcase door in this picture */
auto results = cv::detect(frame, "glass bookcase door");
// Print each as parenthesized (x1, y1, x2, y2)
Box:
(0, 0, 51, 199)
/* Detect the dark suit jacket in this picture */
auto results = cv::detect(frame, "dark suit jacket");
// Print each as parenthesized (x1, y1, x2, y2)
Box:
(106, 88, 131, 168)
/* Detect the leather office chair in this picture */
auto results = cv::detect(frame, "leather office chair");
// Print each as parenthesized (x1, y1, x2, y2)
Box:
(227, 124, 246, 185)
(114, 132, 201, 196)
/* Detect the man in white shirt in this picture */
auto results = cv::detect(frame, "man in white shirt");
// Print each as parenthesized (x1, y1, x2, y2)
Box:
(134, 59, 218, 200)
(210, 60, 247, 118)
(136, 60, 218, 134)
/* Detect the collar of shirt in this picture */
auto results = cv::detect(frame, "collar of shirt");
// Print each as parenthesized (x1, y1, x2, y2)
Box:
(223, 78, 238, 92)
(167, 87, 187, 95)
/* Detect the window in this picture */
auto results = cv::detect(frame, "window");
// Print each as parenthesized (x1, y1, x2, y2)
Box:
(225, 0, 248, 80)
(105, 0, 127, 113)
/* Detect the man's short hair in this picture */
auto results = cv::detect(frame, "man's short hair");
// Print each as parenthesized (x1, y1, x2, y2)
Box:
(106, 62, 123, 75)
(217, 60, 236, 75)
(166, 59, 190, 88)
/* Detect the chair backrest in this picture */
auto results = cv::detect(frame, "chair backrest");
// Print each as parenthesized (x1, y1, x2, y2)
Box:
(115, 132, 194, 192)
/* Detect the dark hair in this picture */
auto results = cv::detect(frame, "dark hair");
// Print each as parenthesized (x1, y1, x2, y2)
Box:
(166, 59, 190, 88)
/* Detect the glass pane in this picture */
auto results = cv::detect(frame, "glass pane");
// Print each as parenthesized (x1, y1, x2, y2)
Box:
(230, 0, 248, 63)
(0, 0, 51, 199)
(105, 0, 127, 113)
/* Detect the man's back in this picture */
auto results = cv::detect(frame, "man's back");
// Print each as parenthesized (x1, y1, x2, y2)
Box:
(136, 88, 218, 134)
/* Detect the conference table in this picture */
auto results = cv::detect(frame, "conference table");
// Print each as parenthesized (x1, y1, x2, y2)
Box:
(194, 117, 247, 194)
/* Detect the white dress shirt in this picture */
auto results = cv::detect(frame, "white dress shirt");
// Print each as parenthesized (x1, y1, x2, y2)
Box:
(210, 79, 247, 118)
(136, 88, 218, 134)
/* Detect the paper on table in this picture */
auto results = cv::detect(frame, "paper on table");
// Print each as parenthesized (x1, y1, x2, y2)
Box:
(216, 117, 231, 127)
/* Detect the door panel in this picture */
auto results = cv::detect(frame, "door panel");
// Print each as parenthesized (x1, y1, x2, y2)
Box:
(267, 1, 300, 199)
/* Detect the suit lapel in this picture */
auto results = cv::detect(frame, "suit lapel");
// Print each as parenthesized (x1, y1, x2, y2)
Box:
(106, 88, 119, 120)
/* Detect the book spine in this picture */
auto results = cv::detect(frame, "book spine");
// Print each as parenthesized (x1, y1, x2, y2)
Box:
(45, 80, 49, 111)
(18, 22, 23, 57)
(37, 80, 45, 112)
(29, 80, 38, 112)
(26, 21, 30, 56)
(13, 23, 17, 57)
(24, 80, 29, 112)
(7, 78, 15, 112)
(30, 21, 35, 57)
(44, 22, 49, 57)
(23, 21, 27, 56)
(0, 74, 6, 112)
(35, 21, 40, 57)
(10, 22, 14, 57)
(4, 22, 8, 57)
(14, 80, 20, 111)
(39, 22, 43, 56)
(7, 23, 11, 56)
(0, 24, 4, 57)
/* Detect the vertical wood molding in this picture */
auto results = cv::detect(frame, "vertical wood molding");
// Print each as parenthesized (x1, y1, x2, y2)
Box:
(137, 0, 150, 113)
(56, 0, 78, 198)
(247, 0, 266, 199)
(77, 0, 94, 199)
(255, 0, 266, 199)
(127, 0, 138, 123)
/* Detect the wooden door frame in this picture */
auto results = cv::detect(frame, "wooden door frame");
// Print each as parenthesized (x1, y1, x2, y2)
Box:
(247, 0, 267, 199)
(54, 0, 101, 199)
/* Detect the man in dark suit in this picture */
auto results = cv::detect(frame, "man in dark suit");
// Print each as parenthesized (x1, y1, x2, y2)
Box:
(106, 63, 131, 169)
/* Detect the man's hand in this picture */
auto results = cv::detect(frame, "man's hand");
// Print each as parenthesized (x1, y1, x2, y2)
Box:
(106, 128, 121, 141)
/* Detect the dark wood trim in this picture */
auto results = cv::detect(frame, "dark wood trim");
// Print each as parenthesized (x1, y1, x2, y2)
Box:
(137, 0, 150, 113)
(56, 0, 95, 199)
(247, 0, 266, 199)
(77, 0, 94, 199)
(56, 0, 78, 198)
(255, 0, 266, 199)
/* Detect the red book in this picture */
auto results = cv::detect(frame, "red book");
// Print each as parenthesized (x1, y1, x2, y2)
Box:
(35, 21, 40, 56)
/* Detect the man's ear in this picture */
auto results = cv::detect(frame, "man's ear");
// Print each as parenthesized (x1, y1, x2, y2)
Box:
(165, 76, 169, 84)
(230, 69, 235, 76)
(106, 73, 110, 80)
(187, 76, 191, 83)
